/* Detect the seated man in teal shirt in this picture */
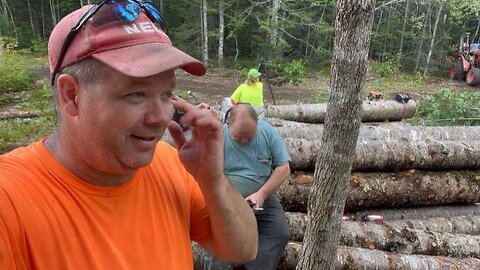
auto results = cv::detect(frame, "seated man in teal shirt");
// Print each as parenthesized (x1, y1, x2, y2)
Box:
(201, 104, 291, 270)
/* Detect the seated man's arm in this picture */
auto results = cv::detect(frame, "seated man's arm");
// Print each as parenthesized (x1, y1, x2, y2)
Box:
(245, 162, 290, 208)
(257, 162, 290, 198)
(245, 122, 291, 208)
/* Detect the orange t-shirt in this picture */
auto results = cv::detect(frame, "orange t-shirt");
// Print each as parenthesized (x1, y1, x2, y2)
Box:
(0, 140, 211, 269)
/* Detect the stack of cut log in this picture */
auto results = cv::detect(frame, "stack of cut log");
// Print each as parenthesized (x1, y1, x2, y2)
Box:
(266, 101, 480, 269)
(189, 100, 480, 269)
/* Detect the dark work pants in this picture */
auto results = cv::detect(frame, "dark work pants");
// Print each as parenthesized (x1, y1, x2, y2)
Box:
(200, 195, 290, 270)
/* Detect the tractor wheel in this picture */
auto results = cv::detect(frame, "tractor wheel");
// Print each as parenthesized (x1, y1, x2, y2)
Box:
(449, 59, 465, 80)
(465, 68, 480, 86)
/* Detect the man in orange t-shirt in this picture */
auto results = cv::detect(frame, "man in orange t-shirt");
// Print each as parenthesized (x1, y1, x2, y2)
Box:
(0, 2, 257, 269)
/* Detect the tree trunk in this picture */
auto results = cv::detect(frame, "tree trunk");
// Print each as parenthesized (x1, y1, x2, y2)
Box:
(41, 0, 46, 39)
(201, 0, 208, 65)
(287, 212, 480, 242)
(424, 1, 443, 75)
(1, 0, 17, 39)
(270, 0, 280, 58)
(48, 0, 57, 26)
(349, 204, 480, 221)
(277, 170, 480, 212)
(278, 242, 480, 270)
(341, 223, 480, 258)
(217, 0, 224, 67)
(286, 138, 480, 170)
(25, 0, 35, 36)
(192, 241, 480, 270)
(267, 118, 480, 141)
(159, 0, 163, 14)
(261, 100, 416, 124)
(297, 1, 374, 269)
(415, 3, 430, 73)
(398, 0, 410, 60)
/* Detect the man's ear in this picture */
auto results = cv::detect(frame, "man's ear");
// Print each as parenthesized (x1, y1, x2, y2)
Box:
(56, 74, 80, 117)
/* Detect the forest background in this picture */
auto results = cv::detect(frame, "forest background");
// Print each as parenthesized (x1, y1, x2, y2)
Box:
(1, 0, 480, 152)
(3, 0, 480, 76)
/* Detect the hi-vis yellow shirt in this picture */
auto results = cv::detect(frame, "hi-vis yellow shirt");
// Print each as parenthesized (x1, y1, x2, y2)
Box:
(230, 82, 263, 106)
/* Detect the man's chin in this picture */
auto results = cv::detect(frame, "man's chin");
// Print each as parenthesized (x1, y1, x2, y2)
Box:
(120, 151, 155, 170)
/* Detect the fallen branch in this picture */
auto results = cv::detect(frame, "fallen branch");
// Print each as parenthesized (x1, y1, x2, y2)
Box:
(0, 109, 42, 120)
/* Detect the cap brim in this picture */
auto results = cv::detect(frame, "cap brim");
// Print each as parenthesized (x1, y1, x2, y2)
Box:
(92, 43, 206, 77)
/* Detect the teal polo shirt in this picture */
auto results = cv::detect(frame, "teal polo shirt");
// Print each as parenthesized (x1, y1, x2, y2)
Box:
(223, 120, 290, 197)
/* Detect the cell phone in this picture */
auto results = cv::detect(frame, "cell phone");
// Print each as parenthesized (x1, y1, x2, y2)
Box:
(172, 109, 184, 124)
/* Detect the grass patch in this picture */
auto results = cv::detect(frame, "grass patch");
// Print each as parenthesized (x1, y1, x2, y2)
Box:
(309, 91, 329, 103)
(0, 83, 56, 153)
(0, 53, 45, 93)
(0, 116, 55, 153)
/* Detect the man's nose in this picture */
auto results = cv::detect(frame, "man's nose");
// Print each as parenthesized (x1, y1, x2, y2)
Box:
(145, 99, 173, 125)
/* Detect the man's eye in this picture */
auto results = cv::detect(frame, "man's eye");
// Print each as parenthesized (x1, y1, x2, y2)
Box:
(128, 92, 145, 97)
(162, 91, 173, 99)
(126, 92, 145, 101)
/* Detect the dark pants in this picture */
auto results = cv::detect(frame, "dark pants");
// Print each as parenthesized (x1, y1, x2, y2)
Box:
(201, 195, 290, 270)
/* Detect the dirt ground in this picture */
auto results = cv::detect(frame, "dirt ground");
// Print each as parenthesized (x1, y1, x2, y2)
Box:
(175, 70, 326, 106)
(175, 70, 479, 107)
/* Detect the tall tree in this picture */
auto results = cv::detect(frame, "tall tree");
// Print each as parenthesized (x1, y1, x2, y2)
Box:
(296, 0, 374, 269)
(217, 0, 224, 67)
(424, 0, 444, 75)
(398, 0, 410, 60)
(201, 0, 208, 65)
(270, 0, 280, 58)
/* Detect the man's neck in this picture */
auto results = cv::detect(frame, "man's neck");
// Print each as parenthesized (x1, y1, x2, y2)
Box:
(44, 133, 135, 186)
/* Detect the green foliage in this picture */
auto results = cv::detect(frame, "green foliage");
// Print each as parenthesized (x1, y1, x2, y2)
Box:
(29, 38, 48, 54)
(309, 91, 329, 103)
(0, 92, 7, 106)
(0, 54, 37, 93)
(268, 59, 307, 84)
(0, 36, 19, 52)
(371, 58, 399, 78)
(412, 88, 480, 126)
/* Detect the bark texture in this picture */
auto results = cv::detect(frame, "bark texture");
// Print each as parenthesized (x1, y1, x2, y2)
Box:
(297, 1, 375, 269)
(192, 241, 480, 270)
(277, 171, 480, 212)
(261, 99, 416, 124)
(286, 213, 480, 258)
(287, 212, 480, 242)
(286, 138, 480, 170)
(0, 109, 41, 120)
(278, 242, 480, 270)
(267, 118, 480, 141)
(348, 204, 480, 221)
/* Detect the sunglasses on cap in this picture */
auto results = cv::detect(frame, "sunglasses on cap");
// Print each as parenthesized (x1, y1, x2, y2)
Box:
(51, 0, 166, 86)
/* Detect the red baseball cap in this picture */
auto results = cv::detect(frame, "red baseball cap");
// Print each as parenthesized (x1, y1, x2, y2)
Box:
(48, 4, 206, 81)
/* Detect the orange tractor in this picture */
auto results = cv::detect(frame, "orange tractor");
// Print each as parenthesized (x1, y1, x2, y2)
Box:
(448, 32, 480, 85)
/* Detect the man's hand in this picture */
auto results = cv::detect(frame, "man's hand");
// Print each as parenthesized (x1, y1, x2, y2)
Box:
(245, 191, 267, 209)
(168, 96, 257, 263)
(167, 96, 223, 188)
